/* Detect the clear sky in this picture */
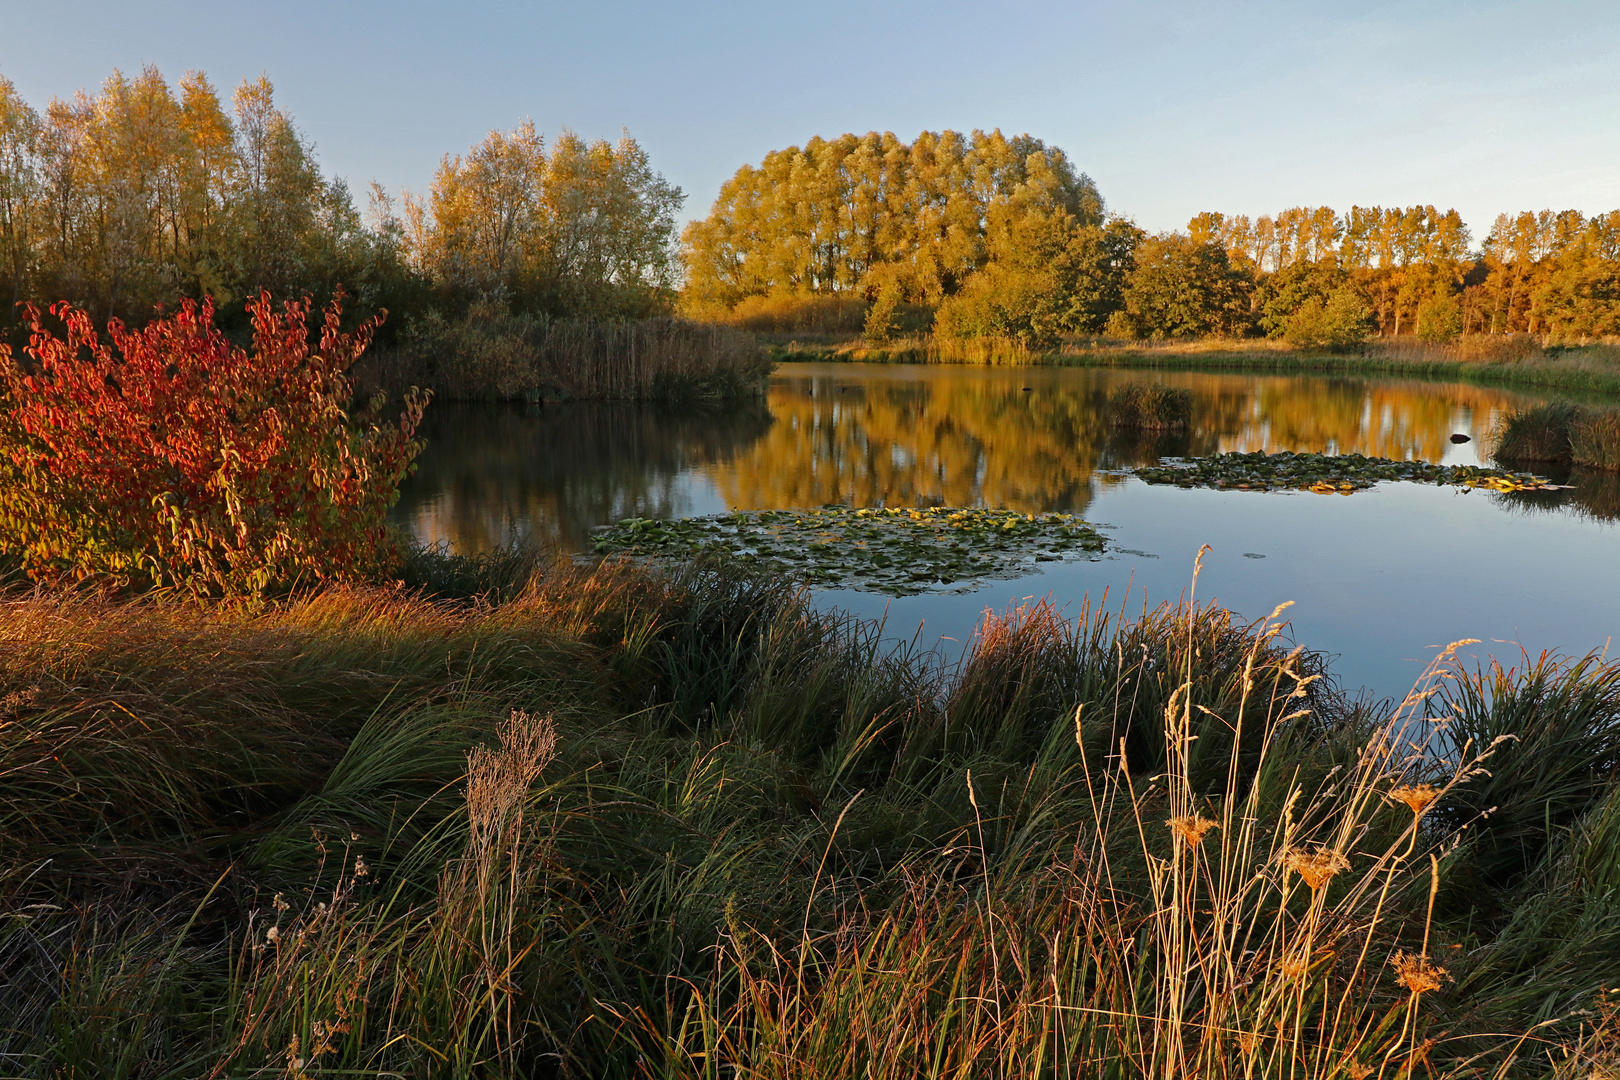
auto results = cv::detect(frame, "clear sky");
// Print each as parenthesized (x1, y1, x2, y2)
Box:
(2, 0, 1616, 241)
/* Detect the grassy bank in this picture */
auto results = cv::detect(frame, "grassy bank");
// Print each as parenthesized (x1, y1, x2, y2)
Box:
(356, 305, 775, 404)
(4, 554, 1620, 1077)
(770, 333, 1620, 398)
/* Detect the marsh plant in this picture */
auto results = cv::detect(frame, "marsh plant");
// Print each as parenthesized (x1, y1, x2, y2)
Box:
(358, 301, 773, 403)
(1107, 381, 1194, 429)
(5, 553, 1620, 1076)
(1493, 401, 1620, 471)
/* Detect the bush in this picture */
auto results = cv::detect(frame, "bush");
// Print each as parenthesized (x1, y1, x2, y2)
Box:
(1107, 381, 1193, 430)
(0, 294, 428, 596)
(1492, 401, 1584, 463)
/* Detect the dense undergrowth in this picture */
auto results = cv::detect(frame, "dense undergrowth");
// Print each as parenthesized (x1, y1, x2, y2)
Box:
(4, 553, 1620, 1078)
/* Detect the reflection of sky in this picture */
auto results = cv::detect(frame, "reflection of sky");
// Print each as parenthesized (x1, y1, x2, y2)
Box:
(819, 478, 1620, 705)
(397, 364, 1618, 703)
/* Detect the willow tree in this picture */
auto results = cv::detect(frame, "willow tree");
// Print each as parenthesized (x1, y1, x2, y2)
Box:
(406, 123, 684, 317)
(681, 129, 1102, 313)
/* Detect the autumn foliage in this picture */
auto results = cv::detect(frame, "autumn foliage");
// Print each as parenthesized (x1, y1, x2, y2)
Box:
(0, 293, 428, 595)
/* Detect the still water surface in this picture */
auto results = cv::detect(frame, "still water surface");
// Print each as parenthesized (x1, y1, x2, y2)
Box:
(395, 363, 1620, 700)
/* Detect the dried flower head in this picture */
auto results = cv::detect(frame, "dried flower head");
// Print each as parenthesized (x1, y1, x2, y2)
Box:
(1167, 814, 1219, 848)
(1279, 954, 1310, 980)
(1390, 950, 1447, 994)
(265, 925, 281, 943)
(1236, 1030, 1258, 1056)
(1284, 846, 1351, 890)
(1388, 784, 1441, 816)
(1346, 1063, 1373, 1080)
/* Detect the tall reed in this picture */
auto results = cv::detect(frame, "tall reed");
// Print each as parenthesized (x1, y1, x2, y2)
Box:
(358, 306, 774, 403)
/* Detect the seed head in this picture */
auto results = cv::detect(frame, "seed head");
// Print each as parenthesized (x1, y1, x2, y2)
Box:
(1388, 784, 1441, 816)
(1346, 1063, 1373, 1080)
(1390, 950, 1447, 994)
(1167, 814, 1219, 848)
(1283, 846, 1350, 890)
(266, 925, 280, 943)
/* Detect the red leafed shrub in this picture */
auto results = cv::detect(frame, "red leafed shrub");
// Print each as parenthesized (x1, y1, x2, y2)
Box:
(0, 293, 429, 596)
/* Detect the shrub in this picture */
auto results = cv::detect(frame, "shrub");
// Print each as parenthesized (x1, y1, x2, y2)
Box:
(0, 294, 428, 596)
(1572, 407, 1620, 471)
(1107, 381, 1193, 430)
(1492, 401, 1583, 463)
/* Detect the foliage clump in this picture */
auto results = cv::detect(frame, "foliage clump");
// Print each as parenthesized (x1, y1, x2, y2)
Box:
(0, 294, 427, 596)
(1106, 381, 1193, 430)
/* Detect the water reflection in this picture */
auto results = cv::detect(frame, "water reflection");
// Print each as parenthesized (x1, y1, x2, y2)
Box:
(709, 365, 1538, 515)
(396, 400, 772, 551)
(1493, 465, 1620, 523)
(396, 364, 1599, 551)
(392, 363, 1618, 701)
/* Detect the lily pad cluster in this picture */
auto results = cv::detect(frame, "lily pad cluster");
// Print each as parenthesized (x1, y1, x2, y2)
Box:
(592, 505, 1107, 596)
(1133, 451, 1552, 494)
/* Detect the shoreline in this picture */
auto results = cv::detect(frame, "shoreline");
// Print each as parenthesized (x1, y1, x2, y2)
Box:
(765, 336, 1620, 398)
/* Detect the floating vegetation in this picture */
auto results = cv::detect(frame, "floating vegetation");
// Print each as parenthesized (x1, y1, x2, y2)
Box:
(592, 505, 1107, 595)
(1133, 451, 1553, 494)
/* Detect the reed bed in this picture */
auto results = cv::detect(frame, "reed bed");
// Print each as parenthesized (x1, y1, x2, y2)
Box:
(1492, 401, 1620, 470)
(1571, 407, 1620, 471)
(357, 306, 774, 403)
(1107, 381, 1194, 430)
(3, 555, 1620, 1077)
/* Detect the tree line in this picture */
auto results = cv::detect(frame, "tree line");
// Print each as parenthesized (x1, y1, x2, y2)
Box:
(682, 132, 1620, 348)
(3, 74, 1617, 353)
(0, 67, 685, 342)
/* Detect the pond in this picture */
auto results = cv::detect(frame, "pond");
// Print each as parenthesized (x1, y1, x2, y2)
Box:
(394, 362, 1620, 701)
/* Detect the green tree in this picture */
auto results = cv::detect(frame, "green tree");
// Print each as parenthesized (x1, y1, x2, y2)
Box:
(1120, 234, 1251, 339)
(408, 123, 683, 317)
(680, 129, 1102, 313)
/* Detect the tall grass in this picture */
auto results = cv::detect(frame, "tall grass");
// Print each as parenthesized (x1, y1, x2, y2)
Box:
(357, 302, 774, 403)
(4, 555, 1620, 1076)
(1492, 402, 1620, 471)
(1107, 381, 1194, 430)
(1492, 401, 1584, 463)
(1571, 407, 1620, 471)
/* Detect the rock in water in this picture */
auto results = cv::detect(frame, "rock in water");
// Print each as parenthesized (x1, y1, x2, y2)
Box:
(1450, 433, 1471, 443)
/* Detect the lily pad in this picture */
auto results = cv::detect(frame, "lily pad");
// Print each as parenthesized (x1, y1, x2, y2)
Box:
(1132, 451, 1552, 494)
(591, 505, 1107, 596)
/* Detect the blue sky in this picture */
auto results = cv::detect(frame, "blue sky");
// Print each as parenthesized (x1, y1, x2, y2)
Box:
(2, 0, 1616, 240)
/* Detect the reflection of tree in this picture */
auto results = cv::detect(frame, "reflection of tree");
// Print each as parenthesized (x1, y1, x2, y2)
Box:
(709, 368, 1541, 515)
(710, 375, 1122, 514)
(399, 368, 1561, 555)
(395, 401, 772, 552)
(1192, 374, 1533, 460)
